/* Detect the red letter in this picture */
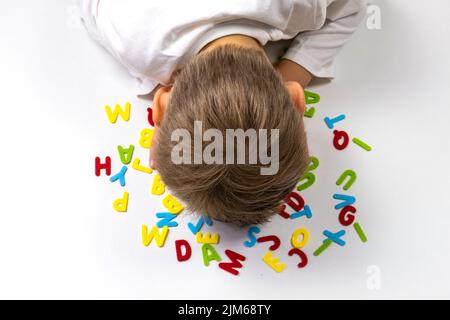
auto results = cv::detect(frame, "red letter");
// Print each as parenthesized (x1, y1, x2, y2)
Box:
(339, 205, 356, 226)
(333, 130, 350, 150)
(288, 248, 308, 268)
(278, 204, 290, 219)
(95, 156, 111, 176)
(257, 235, 281, 251)
(219, 250, 246, 276)
(285, 192, 305, 212)
(147, 107, 155, 127)
(175, 239, 192, 262)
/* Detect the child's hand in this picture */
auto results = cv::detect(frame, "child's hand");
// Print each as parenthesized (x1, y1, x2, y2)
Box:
(275, 59, 312, 88)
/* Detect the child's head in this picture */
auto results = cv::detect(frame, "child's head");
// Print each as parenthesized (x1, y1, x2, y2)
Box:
(152, 44, 309, 226)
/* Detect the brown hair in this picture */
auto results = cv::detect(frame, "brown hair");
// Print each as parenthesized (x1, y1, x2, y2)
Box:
(155, 44, 309, 226)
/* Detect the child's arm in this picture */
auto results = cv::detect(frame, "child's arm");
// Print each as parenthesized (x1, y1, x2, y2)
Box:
(275, 59, 312, 87)
(278, 0, 367, 86)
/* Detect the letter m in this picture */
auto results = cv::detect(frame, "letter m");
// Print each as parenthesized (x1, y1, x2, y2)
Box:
(218, 250, 246, 275)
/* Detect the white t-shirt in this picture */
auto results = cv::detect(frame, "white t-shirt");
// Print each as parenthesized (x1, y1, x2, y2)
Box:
(80, 0, 367, 95)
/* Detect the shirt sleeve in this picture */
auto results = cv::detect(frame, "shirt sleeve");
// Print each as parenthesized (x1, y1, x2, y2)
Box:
(79, 0, 160, 95)
(283, 0, 367, 79)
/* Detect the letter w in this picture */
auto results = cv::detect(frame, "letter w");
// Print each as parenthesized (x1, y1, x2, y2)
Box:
(105, 102, 131, 123)
(219, 250, 246, 276)
(142, 225, 169, 247)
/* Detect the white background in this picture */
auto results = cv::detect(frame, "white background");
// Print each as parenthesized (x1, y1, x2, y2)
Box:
(0, 0, 449, 299)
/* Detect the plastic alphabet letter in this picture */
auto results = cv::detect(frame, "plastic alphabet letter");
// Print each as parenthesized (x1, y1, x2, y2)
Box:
(307, 156, 320, 172)
(262, 252, 286, 273)
(323, 229, 346, 247)
(132, 158, 152, 174)
(95, 156, 111, 176)
(219, 250, 246, 276)
(313, 240, 332, 256)
(175, 239, 192, 262)
(118, 145, 135, 165)
(188, 217, 205, 235)
(147, 107, 155, 127)
(204, 217, 213, 226)
(142, 225, 169, 247)
(304, 90, 321, 105)
(105, 102, 131, 124)
(139, 128, 154, 149)
(156, 212, 179, 228)
(113, 192, 129, 212)
(244, 226, 261, 248)
(151, 174, 165, 195)
(338, 205, 357, 226)
(336, 170, 357, 190)
(304, 107, 316, 118)
(290, 205, 313, 220)
(354, 223, 368, 243)
(297, 172, 316, 192)
(288, 248, 308, 268)
(285, 192, 305, 212)
(162, 195, 184, 214)
(202, 244, 222, 267)
(196, 232, 220, 244)
(110, 166, 128, 187)
(333, 130, 350, 150)
(278, 204, 290, 219)
(257, 235, 281, 251)
(324, 114, 346, 129)
(291, 228, 310, 248)
(333, 194, 356, 210)
(352, 137, 372, 151)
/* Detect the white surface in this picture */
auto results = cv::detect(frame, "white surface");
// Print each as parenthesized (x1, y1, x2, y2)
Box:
(0, 0, 449, 299)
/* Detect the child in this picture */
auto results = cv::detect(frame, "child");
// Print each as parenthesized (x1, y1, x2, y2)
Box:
(81, 0, 367, 226)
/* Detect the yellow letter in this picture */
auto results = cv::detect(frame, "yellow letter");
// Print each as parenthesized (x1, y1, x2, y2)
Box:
(196, 232, 220, 244)
(105, 102, 131, 124)
(142, 225, 169, 247)
(151, 174, 165, 195)
(291, 228, 310, 249)
(139, 128, 154, 149)
(262, 252, 286, 273)
(113, 192, 129, 212)
(132, 158, 153, 174)
(162, 195, 184, 214)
